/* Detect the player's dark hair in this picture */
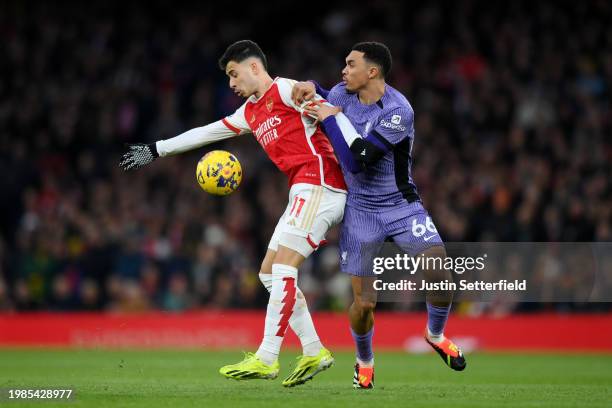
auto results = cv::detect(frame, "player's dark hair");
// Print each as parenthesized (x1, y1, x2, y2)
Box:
(218, 40, 268, 71)
(352, 42, 392, 78)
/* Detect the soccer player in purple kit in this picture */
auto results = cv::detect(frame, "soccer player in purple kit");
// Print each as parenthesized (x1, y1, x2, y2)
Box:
(292, 42, 466, 389)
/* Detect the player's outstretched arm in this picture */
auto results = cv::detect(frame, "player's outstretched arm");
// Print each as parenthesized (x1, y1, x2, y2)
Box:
(119, 104, 250, 171)
(119, 121, 240, 171)
(119, 143, 159, 171)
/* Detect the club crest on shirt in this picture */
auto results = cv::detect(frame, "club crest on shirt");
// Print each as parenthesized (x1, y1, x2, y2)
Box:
(364, 121, 372, 135)
(250, 113, 256, 123)
(266, 97, 274, 112)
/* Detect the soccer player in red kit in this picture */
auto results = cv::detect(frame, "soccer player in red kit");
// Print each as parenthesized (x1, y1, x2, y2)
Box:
(120, 40, 359, 387)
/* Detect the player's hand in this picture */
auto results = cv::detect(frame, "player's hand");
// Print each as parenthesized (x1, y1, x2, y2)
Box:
(119, 143, 159, 171)
(303, 101, 342, 121)
(292, 81, 316, 105)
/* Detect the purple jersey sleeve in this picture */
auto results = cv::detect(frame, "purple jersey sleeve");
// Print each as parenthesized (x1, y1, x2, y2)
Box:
(372, 107, 414, 145)
(309, 80, 330, 99)
(321, 116, 362, 174)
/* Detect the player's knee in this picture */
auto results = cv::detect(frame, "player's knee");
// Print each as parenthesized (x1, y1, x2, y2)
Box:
(355, 297, 377, 315)
(273, 244, 306, 268)
(260, 250, 276, 275)
(422, 245, 451, 281)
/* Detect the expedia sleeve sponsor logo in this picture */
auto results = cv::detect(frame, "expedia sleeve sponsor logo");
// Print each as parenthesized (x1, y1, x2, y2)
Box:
(379, 115, 406, 131)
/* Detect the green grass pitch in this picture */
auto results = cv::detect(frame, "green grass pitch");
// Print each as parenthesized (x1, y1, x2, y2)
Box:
(0, 349, 610, 407)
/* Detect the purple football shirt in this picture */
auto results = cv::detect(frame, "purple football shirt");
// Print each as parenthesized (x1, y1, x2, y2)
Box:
(327, 82, 419, 211)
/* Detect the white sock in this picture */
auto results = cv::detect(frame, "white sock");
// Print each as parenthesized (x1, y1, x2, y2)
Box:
(256, 264, 298, 365)
(427, 327, 445, 344)
(255, 348, 278, 366)
(259, 273, 323, 357)
(357, 357, 374, 368)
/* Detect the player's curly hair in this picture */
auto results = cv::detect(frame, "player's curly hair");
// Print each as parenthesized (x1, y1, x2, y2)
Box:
(218, 40, 268, 71)
(352, 42, 392, 78)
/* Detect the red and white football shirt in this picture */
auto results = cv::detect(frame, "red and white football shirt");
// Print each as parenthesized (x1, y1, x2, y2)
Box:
(221, 77, 347, 192)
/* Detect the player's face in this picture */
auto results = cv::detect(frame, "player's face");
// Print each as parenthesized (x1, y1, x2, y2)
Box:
(342, 51, 370, 92)
(225, 60, 258, 98)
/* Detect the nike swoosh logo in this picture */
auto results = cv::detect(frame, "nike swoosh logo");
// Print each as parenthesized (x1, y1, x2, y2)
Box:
(424, 234, 437, 241)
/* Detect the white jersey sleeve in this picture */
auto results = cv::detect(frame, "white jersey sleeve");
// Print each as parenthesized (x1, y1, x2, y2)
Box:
(155, 103, 251, 157)
(221, 102, 251, 135)
(333, 112, 361, 146)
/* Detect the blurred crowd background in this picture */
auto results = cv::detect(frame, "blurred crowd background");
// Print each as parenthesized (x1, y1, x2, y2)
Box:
(0, 1, 610, 313)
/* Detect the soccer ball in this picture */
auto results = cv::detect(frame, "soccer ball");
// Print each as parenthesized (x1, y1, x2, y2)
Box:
(196, 150, 242, 196)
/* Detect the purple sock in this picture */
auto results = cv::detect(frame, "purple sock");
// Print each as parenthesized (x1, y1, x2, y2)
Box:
(426, 303, 451, 336)
(350, 327, 374, 362)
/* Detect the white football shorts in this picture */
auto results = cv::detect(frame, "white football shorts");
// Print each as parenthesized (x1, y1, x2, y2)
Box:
(268, 183, 346, 257)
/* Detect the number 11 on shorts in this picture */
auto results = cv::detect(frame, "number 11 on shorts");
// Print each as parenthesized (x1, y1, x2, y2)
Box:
(290, 196, 306, 217)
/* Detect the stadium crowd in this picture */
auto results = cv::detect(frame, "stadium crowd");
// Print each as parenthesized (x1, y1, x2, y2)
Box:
(0, 1, 610, 312)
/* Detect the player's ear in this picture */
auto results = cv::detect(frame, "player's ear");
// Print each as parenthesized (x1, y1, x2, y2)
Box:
(368, 66, 379, 79)
(250, 61, 260, 75)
